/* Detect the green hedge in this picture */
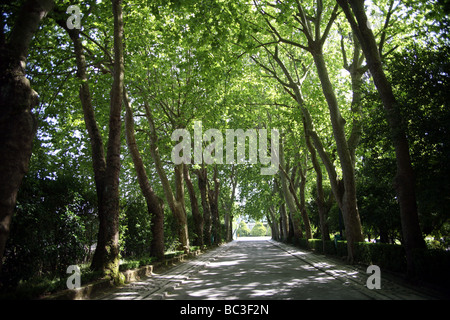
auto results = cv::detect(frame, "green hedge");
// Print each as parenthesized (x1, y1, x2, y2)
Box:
(336, 240, 348, 257)
(308, 239, 321, 252)
(331, 240, 406, 273)
(412, 248, 450, 286)
(297, 238, 309, 249)
(293, 238, 450, 286)
(307, 239, 337, 255)
(354, 242, 406, 273)
(119, 256, 157, 272)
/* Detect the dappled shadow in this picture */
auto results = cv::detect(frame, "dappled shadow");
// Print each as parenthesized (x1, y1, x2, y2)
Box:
(99, 239, 435, 300)
(163, 240, 370, 300)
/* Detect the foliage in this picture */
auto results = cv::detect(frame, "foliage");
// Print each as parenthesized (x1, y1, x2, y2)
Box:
(250, 222, 268, 237)
(306, 239, 337, 255)
(120, 198, 153, 258)
(357, 41, 450, 244)
(1, 170, 97, 289)
(389, 43, 450, 240)
(1, 0, 449, 297)
(236, 221, 251, 237)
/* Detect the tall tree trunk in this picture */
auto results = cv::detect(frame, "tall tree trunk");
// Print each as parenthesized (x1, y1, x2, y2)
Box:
(90, 0, 125, 278)
(274, 179, 289, 242)
(174, 164, 189, 253)
(279, 141, 303, 241)
(222, 166, 237, 242)
(337, 0, 426, 275)
(270, 46, 339, 244)
(196, 166, 212, 246)
(268, 206, 280, 241)
(263, 1, 363, 261)
(224, 206, 230, 242)
(304, 128, 330, 249)
(0, 0, 55, 273)
(298, 163, 312, 240)
(144, 103, 190, 253)
(124, 90, 165, 260)
(56, 19, 110, 274)
(208, 165, 220, 245)
(184, 164, 203, 247)
(281, 162, 312, 240)
(311, 46, 364, 262)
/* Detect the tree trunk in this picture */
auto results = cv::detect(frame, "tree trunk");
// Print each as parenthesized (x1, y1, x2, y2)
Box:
(124, 90, 165, 260)
(305, 130, 330, 250)
(55, 18, 110, 273)
(208, 165, 220, 245)
(337, 0, 426, 275)
(311, 46, 364, 262)
(268, 206, 280, 241)
(274, 179, 289, 242)
(260, 2, 364, 260)
(55, 17, 112, 274)
(279, 142, 303, 241)
(281, 163, 312, 240)
(224, 167, 237, 243)
(224, 208, 231, 242)
(184, 164, 203, 247)
(298, 161, 313, 240)
(148, 195, 165, 260)
(0, 0, 54, 274)
(144, 103, 190, 253)
(270, 46, 336, 244)
(90, 0, 125, 278)
(174, 164, 190, 253)
(196, 166, 212, 246)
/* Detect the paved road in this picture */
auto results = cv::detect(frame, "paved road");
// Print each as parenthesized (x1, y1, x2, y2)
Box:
(97, 238, 441, 300)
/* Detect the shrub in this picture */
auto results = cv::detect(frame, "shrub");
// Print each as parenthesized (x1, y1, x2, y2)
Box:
(236, 221, 251, 237)
(308, 239, 323, 253)
(336, 240, 348, 257)
(323, 240, 337, 255)
(370, 243, 406, 273)
(412, 248, 450, 286)
(297, 238, 308, 249)
(285, 237, 450, 288)
(354, 242, 372, 265)
(251, 222, 267, 237)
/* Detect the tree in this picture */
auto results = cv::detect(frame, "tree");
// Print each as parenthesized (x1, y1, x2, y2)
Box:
(357, 41, 450, 246)
(1, 0, 448, 296)
(184, 164, 203, 247)
(196, 165, 213, 246)
(208, 165, 221, 245)
(88, 0, 125, 279)
(220, 165, 238, 243)
(2, 171, 96, 288)
(0, 0, 55, 273)
(248, 0, 366, 260)
(53, 0, 125, 278)
(237, 221, 251, 237)
(278, 137, 304, 240)
(337, 0, 426, 275)
(251, 221, 267, 236)
(124, 90, 165, 260)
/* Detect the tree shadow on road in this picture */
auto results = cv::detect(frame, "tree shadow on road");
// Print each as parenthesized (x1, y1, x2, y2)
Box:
(163, 240, 369, 300)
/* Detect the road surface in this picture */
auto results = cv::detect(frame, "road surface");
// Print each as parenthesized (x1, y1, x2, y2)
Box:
(97, 237, 441, 300)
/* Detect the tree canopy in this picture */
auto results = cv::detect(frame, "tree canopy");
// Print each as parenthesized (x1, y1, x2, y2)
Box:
(0, 0, 448, 296)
